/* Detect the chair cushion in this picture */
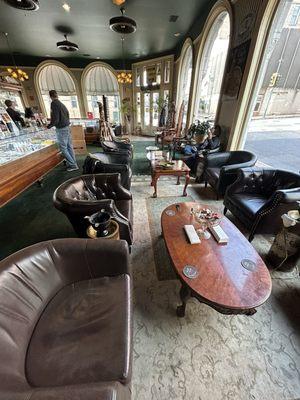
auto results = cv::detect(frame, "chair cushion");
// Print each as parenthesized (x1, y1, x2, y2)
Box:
(229, 194, 268, 218)
(26, 275, 131, 387)
(116, 200, 133, 226)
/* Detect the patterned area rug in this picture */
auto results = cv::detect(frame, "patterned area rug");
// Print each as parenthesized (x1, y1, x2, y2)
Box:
(131, 178, 300, 400)
(146, 195, 194, 281)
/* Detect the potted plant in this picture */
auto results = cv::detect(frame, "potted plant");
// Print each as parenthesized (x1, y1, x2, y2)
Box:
(194, 120, 210, 144)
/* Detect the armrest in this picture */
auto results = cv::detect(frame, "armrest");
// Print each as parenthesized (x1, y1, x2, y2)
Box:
(272, 188, 300, 203)
(95, 161, 129, 173)
(222, 158, 257, 173)
(205, 152, 231, 168)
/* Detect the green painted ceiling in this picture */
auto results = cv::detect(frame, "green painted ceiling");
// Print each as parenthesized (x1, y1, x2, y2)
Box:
(0, 0, 216, 68)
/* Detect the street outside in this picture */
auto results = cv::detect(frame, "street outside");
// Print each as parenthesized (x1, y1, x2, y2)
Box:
(245, 117, 300, 173)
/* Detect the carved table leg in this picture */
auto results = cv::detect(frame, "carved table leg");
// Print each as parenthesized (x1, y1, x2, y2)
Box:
(245, 308, 257, 316)
(176, 175, 180, 185)
(176, 284, 191, 317)
(152, 174, 159, 198)
(183, 172, 190, 197)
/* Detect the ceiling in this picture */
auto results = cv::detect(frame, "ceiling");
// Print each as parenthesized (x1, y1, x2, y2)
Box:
(0, 0, 215, 68)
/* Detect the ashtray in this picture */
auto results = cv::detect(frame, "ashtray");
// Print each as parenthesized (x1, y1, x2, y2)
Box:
(165, 209, 176, 216)
(241, 259, 256, 271)
(183, 265, 199, 279)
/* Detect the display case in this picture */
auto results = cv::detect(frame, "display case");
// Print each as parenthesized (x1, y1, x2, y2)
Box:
(0, 124, 63, 207)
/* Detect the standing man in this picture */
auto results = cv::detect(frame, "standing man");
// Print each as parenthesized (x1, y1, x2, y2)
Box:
(47, 90, 78, 172)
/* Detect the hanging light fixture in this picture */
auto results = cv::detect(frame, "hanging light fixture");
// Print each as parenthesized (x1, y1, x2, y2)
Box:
(110, 7, 137, 35)
(56, 34, 79, 52)
(2, 32, 29, 82)
(117, 36, 132, 84)
(3, 0, 39, 11)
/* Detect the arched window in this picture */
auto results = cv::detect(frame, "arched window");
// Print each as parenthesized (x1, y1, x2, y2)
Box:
(83, 64, 120, 124)
(177, 40, 193, 126)
(36, 63, 80, 118)
(194, 11, 230, 122)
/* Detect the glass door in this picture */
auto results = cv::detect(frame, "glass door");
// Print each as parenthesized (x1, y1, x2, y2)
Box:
(142, 91, 160, 133)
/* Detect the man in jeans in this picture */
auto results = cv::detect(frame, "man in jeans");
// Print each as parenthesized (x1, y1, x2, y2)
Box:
(47, 90, 79, 172)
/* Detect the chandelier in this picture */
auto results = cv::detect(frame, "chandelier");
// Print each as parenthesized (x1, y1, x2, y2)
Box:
(2, 33, 29, 82)
(6, 67, 28, 81)
(117, 36, 132, 84)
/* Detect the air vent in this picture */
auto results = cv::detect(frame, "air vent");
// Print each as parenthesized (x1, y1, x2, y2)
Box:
(57, 35, 79, 52)
(3, 0, 39, 10)
(169, 15, 179, 23)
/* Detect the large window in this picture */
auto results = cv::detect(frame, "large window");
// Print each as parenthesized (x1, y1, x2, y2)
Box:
(37, 63, 80, 118)
(83, 65, 121, 124)
(177, 41, 193, 126)
(240, 0, 300, 173)
(194, 11, 230, 122)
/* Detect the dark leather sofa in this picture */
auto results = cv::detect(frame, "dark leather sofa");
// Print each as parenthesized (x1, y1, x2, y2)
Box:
(83, 153, 132, 190)
(203, 151, 257, 198)
(0, 238, 132, 400)
(53, 173, 133, 245)
(224, 168, 300, 241)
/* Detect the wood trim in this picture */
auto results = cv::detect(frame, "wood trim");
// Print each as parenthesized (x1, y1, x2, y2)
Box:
(0, 145, 63, 207)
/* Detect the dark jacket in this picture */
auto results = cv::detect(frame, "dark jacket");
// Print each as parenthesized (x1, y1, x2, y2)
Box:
(6, 107, 25, 127)
(48, 99, 70, 129)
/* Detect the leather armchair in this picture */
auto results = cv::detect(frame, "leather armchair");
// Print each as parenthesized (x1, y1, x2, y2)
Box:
(0, 238, 132, 400)
(224, 168, 300, 241)
(203, 151, 257, 198)
(83, 153, 132, 190)
(102, 140, 133, 158)
(53, 173, 133, 245)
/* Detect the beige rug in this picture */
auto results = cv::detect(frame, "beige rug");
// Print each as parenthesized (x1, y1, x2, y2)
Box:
(131, 177, 300, 400)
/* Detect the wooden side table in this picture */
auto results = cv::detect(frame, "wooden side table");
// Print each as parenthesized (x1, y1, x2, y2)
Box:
(150, 159, 190, 198)
(87, 220, 120, 240)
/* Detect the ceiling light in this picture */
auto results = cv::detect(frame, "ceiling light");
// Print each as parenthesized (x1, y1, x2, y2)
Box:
(110, 7, 137, 35)
(3, 0, 39, 10)
(62, 3, 71, 12)
(96, 57, 100, 59)
(112, 0, 126, 5)
(56, 34, 79, 52)
(174, 32, 181, 37)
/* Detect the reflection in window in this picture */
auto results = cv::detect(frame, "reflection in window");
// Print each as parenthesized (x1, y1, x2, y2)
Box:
(194, 12, 230, 122)
(144, 93, 150, 126)
(164, 60, 171, 83)
(0, 90, 24, 113)
(156, 64, 161, 85)
(136, 92, 141, 124)
(136, 68, 141, 87)
(86, 94, 120, 124)
(289, 4, 300, 26)
(152, 92, 159, 127)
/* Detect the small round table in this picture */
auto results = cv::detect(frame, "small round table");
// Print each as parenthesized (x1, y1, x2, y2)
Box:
(87, 220, 120, 240)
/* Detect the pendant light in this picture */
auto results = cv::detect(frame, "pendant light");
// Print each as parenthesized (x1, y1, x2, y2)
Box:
(117, 36, 132, 84)
(2, 32, 29, 82)
(110, 7, 137, 35)
(56, 34, 79, 52)
(3, 0, 39, 10)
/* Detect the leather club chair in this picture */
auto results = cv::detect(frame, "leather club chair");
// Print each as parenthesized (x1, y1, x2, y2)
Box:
(224, 168, 300, 241)
(83, 153, 132, 190)
(102, 139, 133, 156)
(0, 238, 132, 400)
(203, 150, 257, 198)
(53, 173, 133, 245)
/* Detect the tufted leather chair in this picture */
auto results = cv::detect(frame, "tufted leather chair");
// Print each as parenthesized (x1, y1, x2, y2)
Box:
(203, 151, 257, 198)
(0, 238, 132, 400)
(83, 153, 132, 190)
(53, 173, 133, 245)
(224, 168, 300, 241)
(102, 140, 133, 157)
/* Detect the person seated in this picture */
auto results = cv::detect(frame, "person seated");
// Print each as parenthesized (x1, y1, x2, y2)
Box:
(5, 99, 25, 128)
(184, 125, 221, 175)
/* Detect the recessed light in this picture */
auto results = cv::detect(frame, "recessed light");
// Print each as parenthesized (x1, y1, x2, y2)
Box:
(96, 57, 100, 59)
(45, 54, 51, 57)
(62, 3, 71, 12)
(174, 32, 181, 37)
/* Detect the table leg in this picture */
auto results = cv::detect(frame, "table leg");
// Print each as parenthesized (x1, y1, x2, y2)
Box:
(183, 172, 190, 197)
(177, 284, 191, 317)
(152, 174, 159, 198)
(176, 176, 180, 185)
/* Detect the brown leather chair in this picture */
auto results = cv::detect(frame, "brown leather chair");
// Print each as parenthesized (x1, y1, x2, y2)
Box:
(53, 173, 133, 245)
(0, 238, 132, 400)
(224, 168, 300, 241)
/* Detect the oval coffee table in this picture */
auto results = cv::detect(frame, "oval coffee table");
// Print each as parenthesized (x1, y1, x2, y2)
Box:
(161, 202, 272, 317)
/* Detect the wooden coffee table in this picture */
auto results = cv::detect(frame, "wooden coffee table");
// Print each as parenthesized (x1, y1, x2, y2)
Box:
(150, 159, 190, 198)
(161, 202, 272, 317)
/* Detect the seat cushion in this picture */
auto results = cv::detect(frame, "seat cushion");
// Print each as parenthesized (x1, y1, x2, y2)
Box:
(115, 200, 133, 226)
(229, 194, 268, 218)
(26, 275, 131, 387)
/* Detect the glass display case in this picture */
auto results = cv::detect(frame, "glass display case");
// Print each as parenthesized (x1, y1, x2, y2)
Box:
(0, 128, 57, 166)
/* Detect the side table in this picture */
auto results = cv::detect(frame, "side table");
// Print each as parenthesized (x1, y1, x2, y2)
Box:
(87, 220, 120, 240)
